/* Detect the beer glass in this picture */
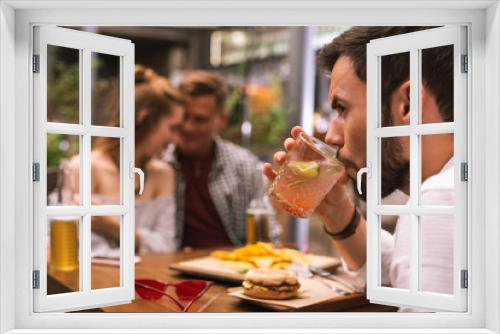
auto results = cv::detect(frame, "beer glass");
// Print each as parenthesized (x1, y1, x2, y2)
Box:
(50, 217, 79, 271)
(49, 160, 79, 272)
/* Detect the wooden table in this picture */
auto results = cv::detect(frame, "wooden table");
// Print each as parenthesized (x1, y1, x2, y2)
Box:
(48, 248, 397, 313)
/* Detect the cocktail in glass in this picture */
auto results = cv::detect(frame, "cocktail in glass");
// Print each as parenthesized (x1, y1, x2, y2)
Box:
(268, 132, 344, 218)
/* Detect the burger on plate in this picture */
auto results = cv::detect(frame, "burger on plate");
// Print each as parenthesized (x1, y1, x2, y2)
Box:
(242, 268, 301, 300)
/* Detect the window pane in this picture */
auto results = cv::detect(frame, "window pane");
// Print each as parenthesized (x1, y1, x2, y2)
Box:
(47, 216, 80, 295)
(91, 215, 121, 290)
(91, 137, 121, 205)
(420, 134, 454, 206)
(47, 133, 81, 206)
(47, 45, 80, 124)
(91, 52, 121, 127)
(379, 137, 410, 204)
(379, 52, 410, 128)
(420, 215, 454, 294)
(380, 215, 410, 290)
(420, 45, 454, 124)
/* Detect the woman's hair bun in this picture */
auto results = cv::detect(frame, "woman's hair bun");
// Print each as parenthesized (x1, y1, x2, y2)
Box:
(135, 64, 159, 84)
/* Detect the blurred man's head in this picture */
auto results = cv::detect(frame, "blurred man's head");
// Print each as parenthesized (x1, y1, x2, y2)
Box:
(317, 26, 454, 198)
(177, 71, 229, 158)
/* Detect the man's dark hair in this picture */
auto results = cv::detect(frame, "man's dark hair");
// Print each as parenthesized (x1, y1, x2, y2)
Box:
(179, 70, 229, 114)
(317, 26, 453, 123)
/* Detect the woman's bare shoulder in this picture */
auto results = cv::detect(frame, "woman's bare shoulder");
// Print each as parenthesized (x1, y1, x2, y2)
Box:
(147, 158, 174, 179)
(146, 159, 175, 196)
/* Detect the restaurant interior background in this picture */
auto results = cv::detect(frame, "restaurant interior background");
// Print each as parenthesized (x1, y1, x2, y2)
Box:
(46, 26, 408, 312)
(48, 25, 403, 254)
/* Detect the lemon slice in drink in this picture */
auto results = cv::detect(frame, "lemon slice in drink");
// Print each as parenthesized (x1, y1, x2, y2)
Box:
(288, 161, 320, 178)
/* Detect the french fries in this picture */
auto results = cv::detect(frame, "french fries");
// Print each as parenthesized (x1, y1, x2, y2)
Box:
(210, 242, 310, 273)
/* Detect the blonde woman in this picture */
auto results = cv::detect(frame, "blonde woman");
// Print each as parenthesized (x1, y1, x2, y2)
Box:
(67, 65, 183, 256)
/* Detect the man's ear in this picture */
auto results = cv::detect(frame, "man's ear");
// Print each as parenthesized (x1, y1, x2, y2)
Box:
(397, 80, 411, 126)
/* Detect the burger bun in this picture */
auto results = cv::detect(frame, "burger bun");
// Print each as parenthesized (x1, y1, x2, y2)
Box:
(242, 268, 300, 300)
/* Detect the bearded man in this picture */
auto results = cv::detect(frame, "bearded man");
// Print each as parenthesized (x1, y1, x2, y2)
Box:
(264, 27, 454, 311)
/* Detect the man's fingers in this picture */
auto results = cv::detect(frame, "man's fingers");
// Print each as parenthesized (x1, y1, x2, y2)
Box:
(273, 151, 287, 165)
(264, 125, 304, 183)
(263, 163, 277, 181)
(291, 126, 303, 139)
(284, 138, 296, 151)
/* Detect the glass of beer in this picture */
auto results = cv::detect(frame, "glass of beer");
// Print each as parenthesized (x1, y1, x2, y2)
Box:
(49, 217, 79, 272)
(268, 132, 344, 218)
(246, 204, 274, 245)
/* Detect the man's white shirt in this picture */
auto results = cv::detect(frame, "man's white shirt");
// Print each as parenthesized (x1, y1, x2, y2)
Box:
(341, 158, 454, 312)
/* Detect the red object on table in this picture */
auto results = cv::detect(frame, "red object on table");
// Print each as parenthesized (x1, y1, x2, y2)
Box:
(135, 278, 213, 312)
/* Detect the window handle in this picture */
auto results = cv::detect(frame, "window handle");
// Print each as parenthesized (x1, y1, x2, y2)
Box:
(356, 163, 371, 195)
(130, 162, 145, 195)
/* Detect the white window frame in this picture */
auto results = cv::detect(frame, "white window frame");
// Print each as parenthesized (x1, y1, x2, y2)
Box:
(0, 1, 499, 333)
(365, 26, 468, 312)
(32, 26, 136, 312)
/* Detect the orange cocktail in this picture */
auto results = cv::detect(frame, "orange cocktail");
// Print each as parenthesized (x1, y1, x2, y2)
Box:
(268, 132, 343, 218)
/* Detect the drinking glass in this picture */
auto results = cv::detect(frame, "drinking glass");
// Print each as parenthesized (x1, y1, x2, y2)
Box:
(268, 132, 344, 218)
(48, 160, 80, 272)
(50, 217, 79, 271)
(246, 203, 274, 245)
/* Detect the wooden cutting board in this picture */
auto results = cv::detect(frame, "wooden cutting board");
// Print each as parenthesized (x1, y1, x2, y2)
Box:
(169, 254, 340, 283)
(227, 276, 366, 311)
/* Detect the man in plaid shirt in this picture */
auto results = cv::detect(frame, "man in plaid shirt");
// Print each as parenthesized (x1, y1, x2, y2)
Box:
(164, 71, 280, 249)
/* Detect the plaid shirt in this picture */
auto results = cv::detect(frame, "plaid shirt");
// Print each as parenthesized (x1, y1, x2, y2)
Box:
(164, 137, 281, 249)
